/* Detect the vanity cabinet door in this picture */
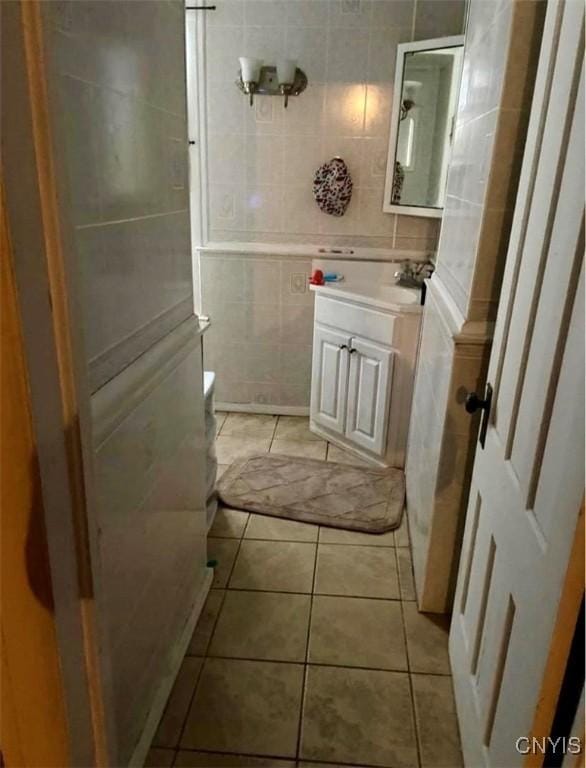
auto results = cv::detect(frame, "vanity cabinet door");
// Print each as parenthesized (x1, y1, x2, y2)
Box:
(311, 325, 351, 436)
(345, 337, 394, 457)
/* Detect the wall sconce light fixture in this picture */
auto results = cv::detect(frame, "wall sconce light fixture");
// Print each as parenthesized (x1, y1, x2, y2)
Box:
(277, 59, 297, 108)
(239, 57, 264, 106)
(237, 58, 307, 107)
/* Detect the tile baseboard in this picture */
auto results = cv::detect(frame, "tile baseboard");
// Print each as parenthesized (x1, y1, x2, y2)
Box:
(216, 402, 309, 416)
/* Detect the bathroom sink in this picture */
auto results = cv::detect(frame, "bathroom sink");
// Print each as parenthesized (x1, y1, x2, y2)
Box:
(309, 280, 422, 313)
(310, 273, 423, 468)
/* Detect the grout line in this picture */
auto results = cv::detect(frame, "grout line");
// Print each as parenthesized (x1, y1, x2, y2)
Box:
(218, 521, 247, 591)
(402, 546, 418, 601)
(411, 0, 418, 42)
(217, 583, 411, 602)
(295, 522, 320, 761)
(396, 546, 406, 601)
(241, 510, 253, 539)
(396, 546, 423, 768)
(186, 644, 452, 680)
(316, 533, 397, 548)
(270, 413, 279, 445)
(199, 652, 412, 677)
(172, 746, 298, 763)
(173, 654, 206, 752)
(200, 588, 227, 658)
(191, 656, 304, 669)
(173, 745, 395, 768)
(409, 669, 454, 679)
(292, 758, 399, 768)
(212, 587, 314, 598)
(241, 527, 318, 544)
(215, 533, 397, 548)
(224, 583, 411, 601)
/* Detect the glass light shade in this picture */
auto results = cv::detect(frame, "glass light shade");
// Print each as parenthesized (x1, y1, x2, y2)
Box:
(277, 58, 297, 85)
(239, 57, 263, 83)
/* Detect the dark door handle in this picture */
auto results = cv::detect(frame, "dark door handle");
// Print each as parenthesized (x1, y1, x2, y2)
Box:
(349, 348, 357, 354)
(339, 344, 348, 350)
(464, 383, 492, 449)
(465, 391, 489, 414)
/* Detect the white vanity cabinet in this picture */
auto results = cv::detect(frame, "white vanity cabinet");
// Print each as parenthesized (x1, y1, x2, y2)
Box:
(310, 284, 422, 468)
(311, 326, 351, 435)
(312, 327, 394, 456)
(345, 336, 394, 456)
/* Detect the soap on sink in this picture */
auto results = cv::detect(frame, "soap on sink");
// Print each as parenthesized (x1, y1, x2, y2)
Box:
(323, 273, 344, 282)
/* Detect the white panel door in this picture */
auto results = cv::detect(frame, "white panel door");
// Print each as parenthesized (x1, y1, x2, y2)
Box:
(311, 325, 351, 435)
(345, 336, 394, 456)
(450, 2, 585, 766)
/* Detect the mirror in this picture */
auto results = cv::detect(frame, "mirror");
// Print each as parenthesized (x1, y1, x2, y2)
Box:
(383, 36, 464, 218)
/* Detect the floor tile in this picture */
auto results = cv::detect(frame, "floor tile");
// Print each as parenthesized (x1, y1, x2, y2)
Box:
(245, 514, 318, 543)
(209, 507, 249, 538)
(230, 540, 316, 593)
(209, 590, 310, 662)
(402, 601, 451, 674)
(308, 595, 407, 671)
(314, 544, 399, 599)
(220, 413, 278, 438)
(318, 526, 395, 547)
(215, 436, 272, 465)
(181, 658, 304, 757)
(145, 748, 174, 767)
(412, 674, 463, 767)
(395, 513, 410, 547)
(270, 439, 327, 460)
(274, 416, 322, 442)
(326, 444, 374, 467)
(175, 751, 295, 767)
(299, 764, 367, 768)
(396, 548, 417, 601)
(207, 538, 240, 588)
(300, 665, 418, 767)
(153, 657, 203, 748)
(188, 589, 225, 656)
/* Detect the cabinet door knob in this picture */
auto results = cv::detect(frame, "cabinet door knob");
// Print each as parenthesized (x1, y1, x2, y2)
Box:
(339, 344, 348, 350)
(349, 348, 357, 354)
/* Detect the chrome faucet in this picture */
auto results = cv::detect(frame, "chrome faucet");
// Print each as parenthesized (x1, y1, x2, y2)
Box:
(394, 259, 434, 288)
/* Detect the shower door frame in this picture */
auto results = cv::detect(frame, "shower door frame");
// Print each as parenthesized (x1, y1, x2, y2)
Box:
(185, 1, 208, 314)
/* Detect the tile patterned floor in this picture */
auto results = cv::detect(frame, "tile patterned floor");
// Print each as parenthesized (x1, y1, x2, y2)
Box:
(147, 414, 462, 768)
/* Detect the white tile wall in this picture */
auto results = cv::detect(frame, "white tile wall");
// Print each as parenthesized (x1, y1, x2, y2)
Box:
(201, 0, 464, 411)
(205, 0, 464, 251)
(201, 253, 314, 408)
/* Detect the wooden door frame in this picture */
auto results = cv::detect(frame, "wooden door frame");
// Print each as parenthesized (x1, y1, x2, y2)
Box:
(1, 181, 72, 768)
(525, 502, 585, 766)
(1, 1, 111, 764)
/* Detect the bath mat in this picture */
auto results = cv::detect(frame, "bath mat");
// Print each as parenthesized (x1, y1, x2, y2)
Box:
(217, 454, 405, 533)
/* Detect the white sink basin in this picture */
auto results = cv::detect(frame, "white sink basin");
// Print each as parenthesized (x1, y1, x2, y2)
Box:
(309, 280, 422, 313)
